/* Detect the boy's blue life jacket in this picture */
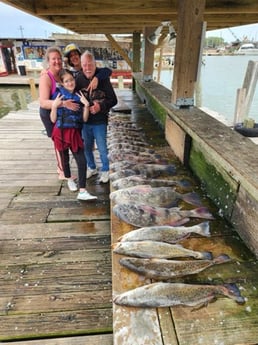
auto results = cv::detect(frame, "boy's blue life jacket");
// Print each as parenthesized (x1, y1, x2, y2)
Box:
(52, 87, 84, 129)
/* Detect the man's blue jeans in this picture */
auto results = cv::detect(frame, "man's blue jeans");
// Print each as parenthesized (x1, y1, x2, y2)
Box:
(82, 123, 109, 172)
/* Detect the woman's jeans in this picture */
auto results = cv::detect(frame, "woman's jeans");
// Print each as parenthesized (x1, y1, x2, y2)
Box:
(82, 123, 109, 172)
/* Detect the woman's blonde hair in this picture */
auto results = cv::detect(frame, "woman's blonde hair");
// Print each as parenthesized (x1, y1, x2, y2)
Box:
(43, 46, 62, 68)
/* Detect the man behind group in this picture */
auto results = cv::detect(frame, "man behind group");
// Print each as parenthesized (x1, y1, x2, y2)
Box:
(76, 51, 117, 183)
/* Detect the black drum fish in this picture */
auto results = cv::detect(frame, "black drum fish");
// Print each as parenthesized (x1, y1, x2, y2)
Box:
(113, 282, 245, 308)
(119, 254, 231, 280)
(111, 175, 191, 190)
(113, 203, 214, 227)
(110, 184, 202, 207)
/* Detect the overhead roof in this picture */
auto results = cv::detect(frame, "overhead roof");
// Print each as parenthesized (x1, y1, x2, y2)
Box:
(1, 0, 258, 35)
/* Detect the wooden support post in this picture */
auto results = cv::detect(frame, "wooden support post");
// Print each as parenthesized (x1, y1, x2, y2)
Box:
(234, 88, 246, 124)
(157, 47, 163, 83)
(132, 32, 141, 72)
(143, 27, 155, 81)
(29, 78, 38, 101)
(171, 0, 206, 107)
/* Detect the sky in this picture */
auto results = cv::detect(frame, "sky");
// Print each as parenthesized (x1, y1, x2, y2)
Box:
(0, 1, 258, 42)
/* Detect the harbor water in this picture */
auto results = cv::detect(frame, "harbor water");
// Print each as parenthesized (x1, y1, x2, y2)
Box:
(154, 55, 258, 124)
(0, 55, 258, 123)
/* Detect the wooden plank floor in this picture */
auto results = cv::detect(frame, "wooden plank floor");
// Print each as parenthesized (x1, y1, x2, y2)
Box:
(1, 88, 258, 345)
(0, 101, 112, 343)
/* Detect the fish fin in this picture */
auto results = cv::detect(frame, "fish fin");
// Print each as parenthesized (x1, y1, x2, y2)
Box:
(182, 192, 203, 207)
(201, 251, 213, 260)
(197, 221, 210, 237)
(192, 207, 214, 220)
(176, 179, 192, 188)
(168, 217, 190, 226)
(213, 254, 231, 264)
(223, 283, 245, 304)
(190, 297, 216, 311)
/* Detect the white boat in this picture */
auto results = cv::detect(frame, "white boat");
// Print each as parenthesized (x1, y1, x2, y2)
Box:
(234, 43, 258, 55)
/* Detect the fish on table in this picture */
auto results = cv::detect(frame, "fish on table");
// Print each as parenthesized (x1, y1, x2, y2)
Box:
(118, 222, 210, 243)
(110, 184, 202, 207)
(112, 241, 213, 260)
(110, 162, 177, 177)
(119, 254, 231, 280)
(113, 281, 245, 308)
(113, 203, 214, 227)
(111, 175, 191, 191)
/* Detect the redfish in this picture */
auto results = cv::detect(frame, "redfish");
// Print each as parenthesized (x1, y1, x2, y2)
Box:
(111, 175, 191, 191)
(112, 241, 213, 260)
(113, 282, 245, 308)
(112, 203, 214, 227)
(110, 184, 202, 207)
(119, 254, 231, 280)
(118, 222, 210, 244)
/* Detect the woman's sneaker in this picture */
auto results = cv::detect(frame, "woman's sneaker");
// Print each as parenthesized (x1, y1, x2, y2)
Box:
(67, 179, 78, 192)
(99, 171, 109, 183)
(77, 190, 98, 201)
(87, 168, 98, 179)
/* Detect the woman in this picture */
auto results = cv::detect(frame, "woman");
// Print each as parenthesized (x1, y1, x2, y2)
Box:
(39, 46, 79, 179)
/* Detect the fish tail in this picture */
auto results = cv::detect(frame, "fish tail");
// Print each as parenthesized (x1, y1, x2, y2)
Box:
(182, 192, 202, 206)
(201, 251, 213, 260)
(165, 165, 177, 175)
(191, 207, 214, 219)
(176, 179, 192, 188)
(223, 283, 246, 304)
(196, 221, 211, 237)
(213, 254, 231, 264)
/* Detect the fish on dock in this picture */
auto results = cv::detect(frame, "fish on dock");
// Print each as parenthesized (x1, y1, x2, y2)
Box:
(113, 281, 246, 308)
(118, 222, 210, 243)
(108, 143, 155, 154)
(108, 139, 149, 147)
(110, 184, 202, 207)
(113, 203, 214, 227)
(109, 169, 139, 182)
(110, 162, 177, 177)
(108, 151, 165, 164)
(119, 254, 231, 280)
(111, 175, 191, 191)
(112, 241, 213, 260)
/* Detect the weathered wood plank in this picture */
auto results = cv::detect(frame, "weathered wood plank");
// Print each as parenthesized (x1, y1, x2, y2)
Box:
(0, 309, 112, 341)
(0, 334, 113, 345)
(0, 100, 113, 342)
(111, 204, 164, 345)
(0, 221, 111, 239)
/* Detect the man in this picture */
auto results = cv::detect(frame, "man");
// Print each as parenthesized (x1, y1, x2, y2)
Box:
(76, 51, 117, 183)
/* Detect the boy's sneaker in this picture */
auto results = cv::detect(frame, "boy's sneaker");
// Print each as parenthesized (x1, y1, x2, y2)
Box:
(77, 190, 98, 201)
(87, 168, 98, 179)
(99, 171, 109, 183)
(67, 179, 78, 192)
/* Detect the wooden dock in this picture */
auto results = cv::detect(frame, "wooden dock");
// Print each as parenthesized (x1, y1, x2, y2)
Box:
(0, 100, 112, 344)
(0, 89, 257, 345)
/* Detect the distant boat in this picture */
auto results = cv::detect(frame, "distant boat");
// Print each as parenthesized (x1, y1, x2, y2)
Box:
(234, 43, 258, 55)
